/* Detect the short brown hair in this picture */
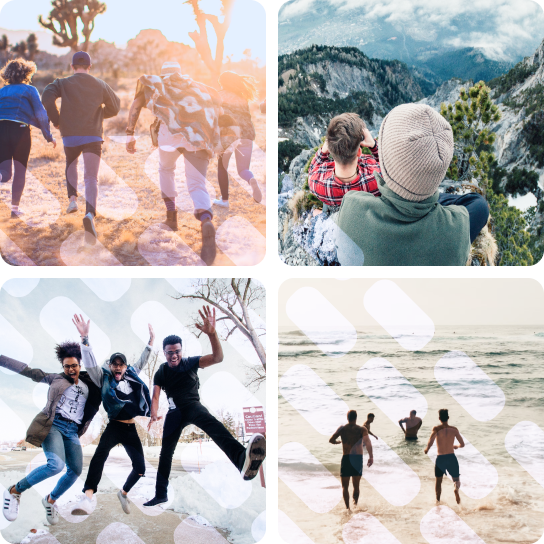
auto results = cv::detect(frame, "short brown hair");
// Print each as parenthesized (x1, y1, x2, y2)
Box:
(0, 58, 37, 85)
(326, 113, 366, 166)
(347, 410, 357, 422)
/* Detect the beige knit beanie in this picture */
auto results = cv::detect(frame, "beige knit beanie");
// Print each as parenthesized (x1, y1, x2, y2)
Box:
(378, 103, 454, 202)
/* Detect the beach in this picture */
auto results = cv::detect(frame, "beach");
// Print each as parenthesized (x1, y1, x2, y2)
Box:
(279, 325, 544, 544)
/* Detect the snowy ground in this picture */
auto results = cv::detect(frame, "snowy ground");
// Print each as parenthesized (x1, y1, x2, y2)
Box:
(0, 444, 265, 544)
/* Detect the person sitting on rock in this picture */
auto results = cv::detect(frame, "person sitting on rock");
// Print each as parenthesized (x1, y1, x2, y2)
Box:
(335, 103, 489, 266)
(308, 113, 381, 211)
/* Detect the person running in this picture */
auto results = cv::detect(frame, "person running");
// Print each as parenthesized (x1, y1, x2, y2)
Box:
(363, 413, 379, 440)
(399, 410, 422, 440)
(0, 342, 101, 525)
(329, 410, 374, 511)
(126, 61, 224, 264)
(0, 58, 56, 218)
(42, 51, 121, 244)
(69, 315, 155, 516)
(143, 305, 266, 507)
(214, 71, 263, 208)
(424, 408, 465, 504)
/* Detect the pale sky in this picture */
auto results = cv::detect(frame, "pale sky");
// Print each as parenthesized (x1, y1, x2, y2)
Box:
(279, 279, 544, 327)
(0, 0, 266, 62)
(0, 278, 266, 426)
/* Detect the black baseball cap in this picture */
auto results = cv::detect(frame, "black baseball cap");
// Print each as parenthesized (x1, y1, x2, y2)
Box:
(72, 51, 91, 66)
(109, 353, 127, 365)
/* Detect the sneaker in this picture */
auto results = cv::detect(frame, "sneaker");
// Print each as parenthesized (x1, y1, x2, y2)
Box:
(42, 495, 59, 525)
(117, 490, 131, 514)
(249, 178, 262, 203)
(213, 199, 229, 208)
(2, 487, 20, 522)
(70, 495, 94, 516)
(10, 209, 24, 219)
(66, 200, 78, 214)
(82, 213, 97, 245)
(162, 210, 178, 231)
(241, 434, 266, 481)
(143, 496, 168, 507)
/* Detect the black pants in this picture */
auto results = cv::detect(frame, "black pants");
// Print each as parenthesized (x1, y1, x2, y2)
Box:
(0, 121, 32, 206)
(65, 141, 102, 216)
(439, 192, 490, 243)
(155, 402, 246, 498)
(83, 420, 146, 494)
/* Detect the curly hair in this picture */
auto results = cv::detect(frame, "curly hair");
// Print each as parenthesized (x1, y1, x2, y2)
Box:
(55, 341, 82, 364)
(163, 334, 182, 350)
(219, 71, 258, 102)
(0, 58, 37, 85)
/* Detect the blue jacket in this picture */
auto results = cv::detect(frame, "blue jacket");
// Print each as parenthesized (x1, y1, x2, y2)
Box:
(0, 84, 54, 142)
(102, 365, 152, 420)
(81, 343, 153, 420)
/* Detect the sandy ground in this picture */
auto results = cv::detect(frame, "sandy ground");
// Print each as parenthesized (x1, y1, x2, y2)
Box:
(0, 78, 266, 267)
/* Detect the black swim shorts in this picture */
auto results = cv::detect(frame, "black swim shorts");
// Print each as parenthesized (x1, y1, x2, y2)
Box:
(435, 453, 460, 479)
(340, 454, 363, 477)
(405, 436, 418, 441)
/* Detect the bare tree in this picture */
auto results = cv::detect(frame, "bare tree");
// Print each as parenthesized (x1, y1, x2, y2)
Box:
(171, 279, 266, 374)
(39, 0, 107, 52)
(185, 0, 235, 82)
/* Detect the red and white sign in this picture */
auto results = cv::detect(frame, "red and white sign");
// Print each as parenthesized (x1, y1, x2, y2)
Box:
(243, 406, 266, 435)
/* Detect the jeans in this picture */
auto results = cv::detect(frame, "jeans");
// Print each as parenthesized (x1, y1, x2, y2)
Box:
(15, 416, 82, 501)
(439, 192, 490, 243)
(155, 402, 246, 498)
(0, 120, 32, 206)
(158, 147, 212, 220)
(65, 141, 102, 216)
(83, 420, 146, 494)
(217, 139, 254, 201)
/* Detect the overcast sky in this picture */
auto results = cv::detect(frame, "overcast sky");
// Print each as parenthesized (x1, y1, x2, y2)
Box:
(280, 0, 544, 60)
(0, 0, 266, 62)
(279, 279, 544, 328)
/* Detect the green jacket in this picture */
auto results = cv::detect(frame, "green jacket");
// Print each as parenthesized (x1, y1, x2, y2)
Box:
(42, 73, 120, 137)
(336, 174, 471, 266)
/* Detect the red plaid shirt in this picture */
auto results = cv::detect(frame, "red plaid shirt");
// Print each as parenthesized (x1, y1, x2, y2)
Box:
(308, 142, 381, 207)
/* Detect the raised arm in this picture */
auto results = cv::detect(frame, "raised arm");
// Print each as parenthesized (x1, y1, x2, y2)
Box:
(0, 355, 55, 384)
(329, 425, 343, 444)
(133, 324, 155, 374)
(363, 433, 374, 467)
(454, 428, 465, 450)
(197, 306, 224, 368)
(424, 427, 438, 454)
(72, 313, 103, 387)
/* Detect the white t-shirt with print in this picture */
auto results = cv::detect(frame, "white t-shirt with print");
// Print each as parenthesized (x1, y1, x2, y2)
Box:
(56, 381, 89, 424)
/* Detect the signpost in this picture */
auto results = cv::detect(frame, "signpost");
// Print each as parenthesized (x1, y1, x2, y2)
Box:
(243, 406, 266, 487)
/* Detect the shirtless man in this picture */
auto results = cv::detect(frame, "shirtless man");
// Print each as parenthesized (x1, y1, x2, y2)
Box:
(329, 410, 373, 510)
(399, 410, 422, 440)
(424, 409, 465, 504)
(363, 413, 378, 440)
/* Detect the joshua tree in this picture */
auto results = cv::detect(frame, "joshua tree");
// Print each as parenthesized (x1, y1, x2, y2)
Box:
(26, 34, 39, 61)
(39, 0, 107, 52)
(0, 34, 10, 62)
(185, 0, 235, 82)
(11, 41, 27, 58)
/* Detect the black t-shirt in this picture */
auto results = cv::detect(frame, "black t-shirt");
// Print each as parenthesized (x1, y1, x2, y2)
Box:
(153, 357, 201, 409)
(114, 378, 141, 420)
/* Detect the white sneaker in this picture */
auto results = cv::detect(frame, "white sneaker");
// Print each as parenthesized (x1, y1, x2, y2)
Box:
(249, 178, 262, 203)
(66, 200, 78, 214)
(42, 496, 59, 525)
(213, 199, 229, 208)
(2, 487, 20, 522)
(241, 433, 266, 481)
(117, 490, 131, 514)
(70, 495, 94, 516)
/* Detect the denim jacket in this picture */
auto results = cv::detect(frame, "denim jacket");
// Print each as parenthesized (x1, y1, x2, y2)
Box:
(0, 83, 54, 142)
